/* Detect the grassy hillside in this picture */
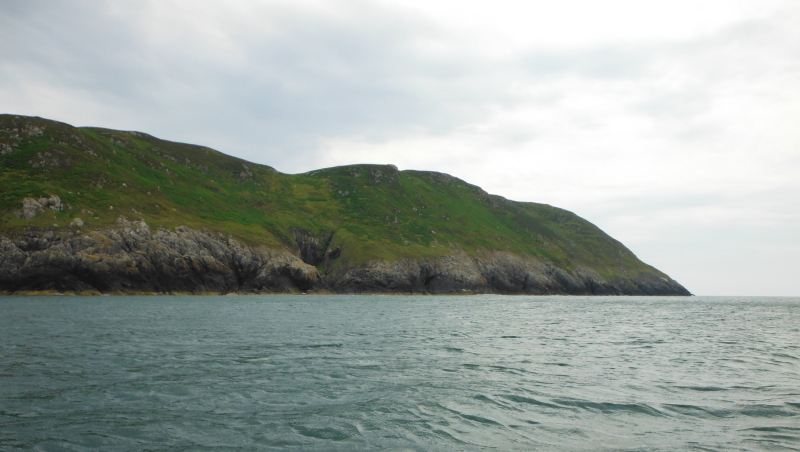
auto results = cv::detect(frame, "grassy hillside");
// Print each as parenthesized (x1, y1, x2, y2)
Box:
(0, 114, 664, 280)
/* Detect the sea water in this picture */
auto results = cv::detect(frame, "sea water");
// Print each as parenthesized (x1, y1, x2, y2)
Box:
(1, 295, 798, 451)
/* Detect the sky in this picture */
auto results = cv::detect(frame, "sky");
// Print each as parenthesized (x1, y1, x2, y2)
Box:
(2, 0, 798, 296)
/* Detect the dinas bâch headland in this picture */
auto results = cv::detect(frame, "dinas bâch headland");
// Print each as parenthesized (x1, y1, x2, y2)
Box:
(4, 3, 800, 450)
(0, 114, 689, 296)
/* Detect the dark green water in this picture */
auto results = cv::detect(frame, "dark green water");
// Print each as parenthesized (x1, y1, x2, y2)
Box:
(1, 295, 798, 451)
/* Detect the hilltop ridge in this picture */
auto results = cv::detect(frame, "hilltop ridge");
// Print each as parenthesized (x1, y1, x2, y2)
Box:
(0, 114, 690, 295)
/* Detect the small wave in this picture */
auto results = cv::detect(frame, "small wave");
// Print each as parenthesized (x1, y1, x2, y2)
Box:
(444, 347, 464, 352)
(293, 425, 356, 441)
(431, 428, 475, 446)
(500, 394, 562, 410)
(460, 413, 504, 426)
(741, 426, 800, 445)
(629, 339, 665, 345)
(473, 394, 516, 411)
(721, 358, 748, 363)
(301, 343, 343, 348)
(353, 364, 382, 370)
(742, 426, 800, 433)
(676, 385, 728, 392)
(732, 384, 777, 390)
(662, 404, 732, 419)
(488, 365, 525, 375)
(501, 335, 520, 338)
(234, 355, 274, 364)
(554, 399, 664, 416)
(739, 404, 799, 418)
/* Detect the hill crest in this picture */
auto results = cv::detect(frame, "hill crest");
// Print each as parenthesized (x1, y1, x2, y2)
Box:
(0, 114, 690, 295)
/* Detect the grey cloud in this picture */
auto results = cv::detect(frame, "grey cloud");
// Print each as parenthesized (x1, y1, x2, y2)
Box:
(2, 1, 798, 173)
(669, 13, 800, 80)
(627, 10, 800, 146)
(633, 87, 710, 120)
(520, 46, 649, 79)
(1, 3, 156, 98)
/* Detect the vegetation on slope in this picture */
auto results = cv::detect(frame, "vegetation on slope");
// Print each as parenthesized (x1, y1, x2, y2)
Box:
(0, 114, 665, 281)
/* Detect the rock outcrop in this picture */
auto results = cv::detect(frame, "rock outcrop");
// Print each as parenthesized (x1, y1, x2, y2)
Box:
(13, 196, 64, 219)
(0, 220, 689, 295)
(0, 219, 319, 294)
(325, 250, 688, 295)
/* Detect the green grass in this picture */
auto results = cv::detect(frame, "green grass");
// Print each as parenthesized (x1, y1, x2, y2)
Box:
(0, 114, 666, 280)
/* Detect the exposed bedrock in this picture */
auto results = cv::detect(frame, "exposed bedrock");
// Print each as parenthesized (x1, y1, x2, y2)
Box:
(322, 252, 689, 295)
(0, 219, 319, 294)
(0, 220, 690, 295)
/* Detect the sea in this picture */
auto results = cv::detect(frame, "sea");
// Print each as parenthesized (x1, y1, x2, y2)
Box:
(1, 295, 798, 451)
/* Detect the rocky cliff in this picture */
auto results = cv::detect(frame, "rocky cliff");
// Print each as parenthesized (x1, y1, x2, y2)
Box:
(0, 218, 318, 294)
(0, 218, 688, 295)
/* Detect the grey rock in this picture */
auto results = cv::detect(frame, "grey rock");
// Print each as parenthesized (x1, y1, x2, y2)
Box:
(238, 164, 253, 179)
(319, 251, 690, 296)
(38, 195, 64, 211)
(15, 195, 64, 218)
(14, 198, 45, 219)
(22, 123, 45, 136)
(30, 149, 71, 168)
(293, 228, 333, 266)
(0, 220, 319, 294)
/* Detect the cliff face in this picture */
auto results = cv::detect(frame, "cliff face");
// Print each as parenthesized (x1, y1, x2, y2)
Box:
(0, 219, 319, 294)
(0, 114, 691, 295)
(326, 250, 689, 295)
(0, 219, 689, 295)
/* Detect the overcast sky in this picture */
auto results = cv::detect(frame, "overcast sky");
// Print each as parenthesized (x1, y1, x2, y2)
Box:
(2, 0, 798, 296)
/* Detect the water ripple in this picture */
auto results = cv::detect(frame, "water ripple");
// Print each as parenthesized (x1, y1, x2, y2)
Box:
(1, 295, 799, 451)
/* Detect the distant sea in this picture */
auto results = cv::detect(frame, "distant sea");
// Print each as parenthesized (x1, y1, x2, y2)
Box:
(1, 295, 798, 451)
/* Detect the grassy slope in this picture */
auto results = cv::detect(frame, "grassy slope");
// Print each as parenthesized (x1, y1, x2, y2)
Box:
(0, 114, 664, 280)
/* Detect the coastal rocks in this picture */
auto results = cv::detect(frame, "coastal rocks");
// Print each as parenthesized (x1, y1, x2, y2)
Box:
(321, 251, 690, 296)
(0, 222, 690, 296)
(322, 254, 486, 293)
(0, 219, 319, 294)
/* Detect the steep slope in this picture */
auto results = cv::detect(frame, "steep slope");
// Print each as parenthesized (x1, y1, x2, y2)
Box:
(0, 114, 689, 295)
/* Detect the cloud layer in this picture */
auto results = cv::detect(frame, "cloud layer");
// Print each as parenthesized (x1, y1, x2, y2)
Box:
(2, 0, 799, 295)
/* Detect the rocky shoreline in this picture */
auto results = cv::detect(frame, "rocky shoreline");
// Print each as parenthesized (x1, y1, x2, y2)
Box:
(0, 219, 691, 296)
